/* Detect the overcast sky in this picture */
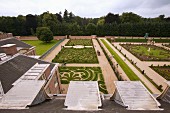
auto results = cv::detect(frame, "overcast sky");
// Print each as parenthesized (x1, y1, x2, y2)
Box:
(0, 0, 170, 18)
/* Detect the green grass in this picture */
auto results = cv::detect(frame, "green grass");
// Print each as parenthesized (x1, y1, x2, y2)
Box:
(23, 40, 59, 55)
(52, 48, 98, 63)
(59, 67, 108, 94)
(101, 39, 140, 81)
(66, 39, 93, 46)
(116, 47, 161, 92)
(101, 39, 155, 93)
(121, 44, 170, 61)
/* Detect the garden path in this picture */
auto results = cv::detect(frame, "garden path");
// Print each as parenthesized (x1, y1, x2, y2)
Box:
(144, 62, 170, 66)
(92, 39, 118, 94)
(155, 43, 170, 51)
(98, 39, 130, 81)
(104, 39, 161, 94)
(43, 39, 69, 62)
(113, 42, 167, 93)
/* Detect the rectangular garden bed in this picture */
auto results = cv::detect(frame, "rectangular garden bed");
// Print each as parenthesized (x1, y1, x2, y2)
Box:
(121, 44, 170, 61)
(65, 39, 93, 46)
(59, 67, 108, 94)
(52, 48, 98, 63)
(151, 65, 170, 80)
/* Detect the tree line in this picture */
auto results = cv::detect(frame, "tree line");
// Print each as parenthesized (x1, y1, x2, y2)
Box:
(0, 10, 170, 37)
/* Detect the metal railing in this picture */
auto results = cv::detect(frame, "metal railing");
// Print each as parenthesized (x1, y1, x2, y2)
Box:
(39, 38, 65, 59)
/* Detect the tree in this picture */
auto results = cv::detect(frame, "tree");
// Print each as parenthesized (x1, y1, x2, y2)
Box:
(97, 19, 105, 26)
(36, 27, 53, 42)
(56, 13, 62, 22)
(159, 15, 165, 21)
(121, 12, 142, 23)
(41, 12, 60, 35)
(105, 13, 120, 24)
(26, 14, 37, 35)
(86, 23, 96, 35)
(63, 9, 69, 22)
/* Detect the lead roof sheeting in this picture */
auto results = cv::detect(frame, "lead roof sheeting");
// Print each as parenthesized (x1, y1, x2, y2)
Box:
(166, 81, 170, 86)
(0, 80, 45, 108)
(114, 81, 162, 110)
(64, 81, 101, 110)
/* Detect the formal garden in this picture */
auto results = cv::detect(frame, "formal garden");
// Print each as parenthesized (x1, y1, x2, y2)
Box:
(121, 44, 170, 61)
(101, 39, 140, 81)
(151, 65, 170, 80)
(23, 40, 59, 55)
(59, 67, 108, 94)
(52, 48, 98, 63)
(65, 39, 93, 46)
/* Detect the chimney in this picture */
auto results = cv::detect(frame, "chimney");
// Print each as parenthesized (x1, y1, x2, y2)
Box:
(7, 33, 13, 37)
(1, 44, 18, 55)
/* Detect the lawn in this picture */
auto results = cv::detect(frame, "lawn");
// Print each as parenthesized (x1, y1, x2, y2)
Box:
(121, 44, 170, 61)
(59, 67, 108, 94)
(151, 65, 170, 80)
(52, 48, 98, 63)
(66, 39, 93, 46)
(23, 40, 59, 55)
(101, 39, 140, 81)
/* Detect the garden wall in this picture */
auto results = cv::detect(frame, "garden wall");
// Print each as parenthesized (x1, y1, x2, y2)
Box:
(106, 36, 170, 39)
(19, 36, 65, 40)
(69, 36, 94, 39)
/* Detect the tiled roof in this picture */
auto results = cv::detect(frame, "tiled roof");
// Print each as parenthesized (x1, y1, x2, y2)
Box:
(0, 37, 32, 53)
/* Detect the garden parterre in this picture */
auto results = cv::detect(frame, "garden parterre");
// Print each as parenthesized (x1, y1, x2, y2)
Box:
(151, 65, 170, 80)
(121, 44, 170, 61)
(59, 67, 108, 94)
(52, 48, 98, 63)
(65, 39, 93, 46)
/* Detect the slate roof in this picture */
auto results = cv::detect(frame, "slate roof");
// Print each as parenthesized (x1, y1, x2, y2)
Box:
(0, 54, 55, 93)
(0, 37, 32, 53)
(0, 96, 169, 113)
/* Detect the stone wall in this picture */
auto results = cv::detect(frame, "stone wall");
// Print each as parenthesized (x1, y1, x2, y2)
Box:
(69, 36, 94, 39)
(19, 36, 65, 40)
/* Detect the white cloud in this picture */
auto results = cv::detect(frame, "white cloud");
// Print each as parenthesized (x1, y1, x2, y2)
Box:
(0, 0, 170, 17)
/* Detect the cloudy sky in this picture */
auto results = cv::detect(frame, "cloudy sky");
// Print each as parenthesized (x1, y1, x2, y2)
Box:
(0, 0, 170, 18)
